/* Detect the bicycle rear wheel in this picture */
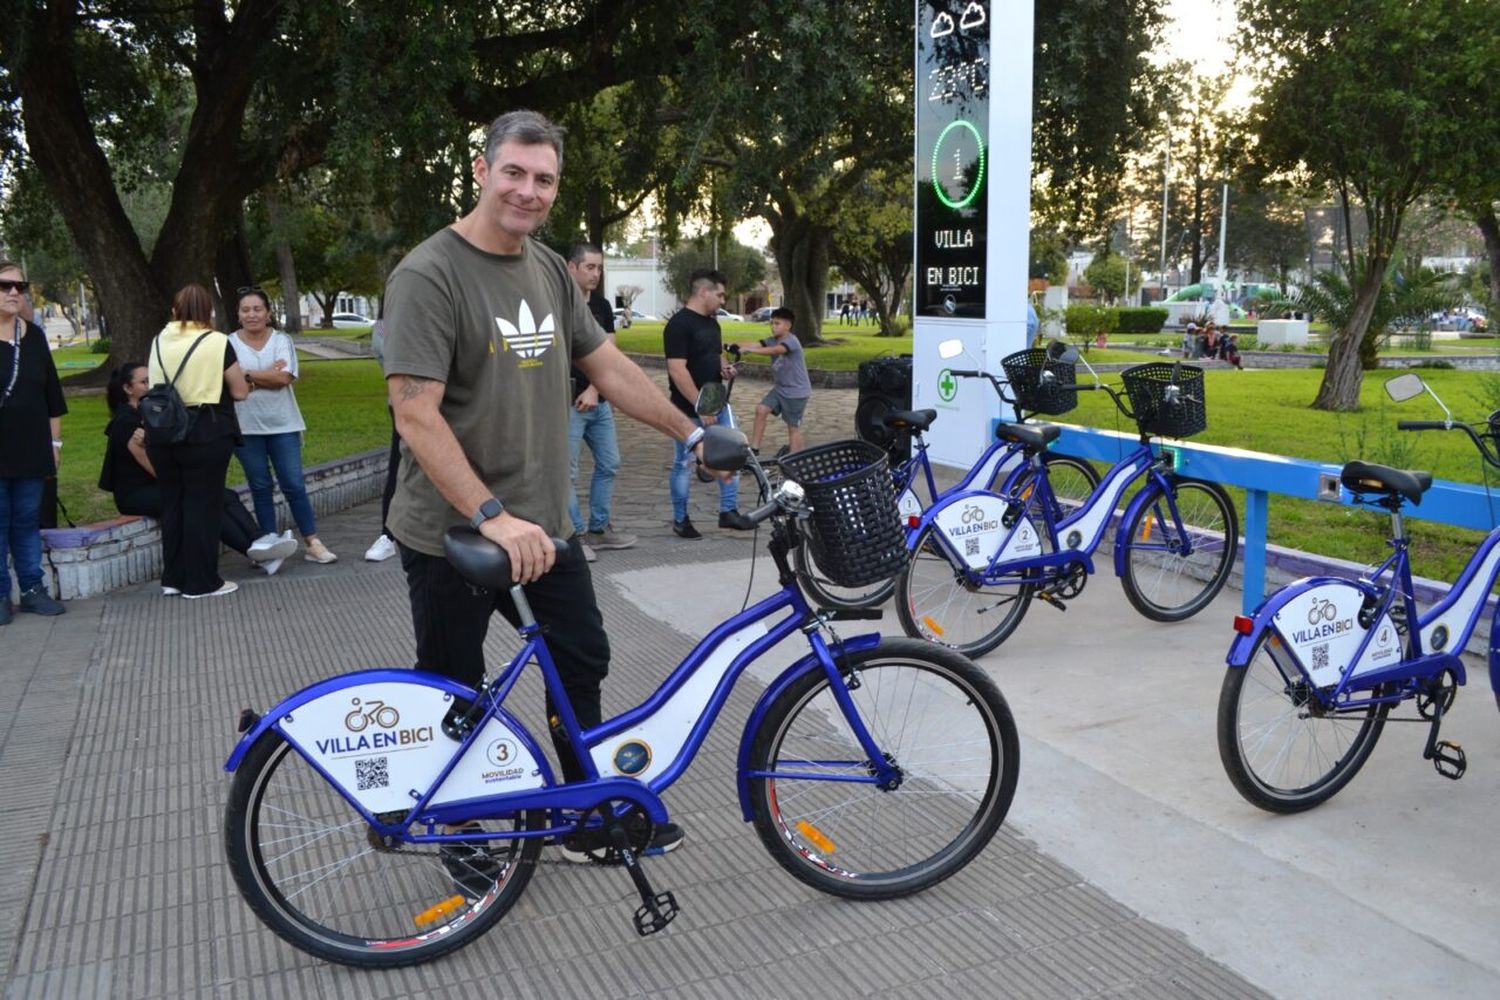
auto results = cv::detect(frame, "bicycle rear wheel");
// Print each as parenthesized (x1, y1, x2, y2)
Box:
(748, 639, 1018, 898)
(795, 528, 898, 609)
(1217, 632, 1388, 812)
(895, 524, 1034, 657)
(1119, 478, 1237, 621)
(224, 731, 543, 967)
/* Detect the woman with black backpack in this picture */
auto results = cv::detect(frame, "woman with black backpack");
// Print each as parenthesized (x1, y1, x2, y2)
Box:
(145, 284, 251, 598)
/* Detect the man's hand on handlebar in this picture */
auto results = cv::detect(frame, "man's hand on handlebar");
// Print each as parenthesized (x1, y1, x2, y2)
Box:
(479, 511, 555, 585)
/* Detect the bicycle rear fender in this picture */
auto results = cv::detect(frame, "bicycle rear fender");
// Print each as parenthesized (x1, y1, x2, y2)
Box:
(909, 490, 1043, 570)
(733, 632, 883, 821)
(223, 669, 553, 816)
(1225, 579, 1407, 689)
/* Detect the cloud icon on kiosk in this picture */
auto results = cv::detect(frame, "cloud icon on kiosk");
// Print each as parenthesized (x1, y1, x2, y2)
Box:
(931, 11, 955, 37)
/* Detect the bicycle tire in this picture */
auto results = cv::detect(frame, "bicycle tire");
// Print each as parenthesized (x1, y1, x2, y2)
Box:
(794, 530, 898, 609)
(747, 639, 1018, 898)
(224, 730, 543, 967)
(1217, 632, 1388, 813)
(895, 524, 1034, 657)
(1119, 478, 1237, 621)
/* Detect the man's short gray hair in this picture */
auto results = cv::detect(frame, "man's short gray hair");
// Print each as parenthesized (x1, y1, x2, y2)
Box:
(483, 110, 567, 169)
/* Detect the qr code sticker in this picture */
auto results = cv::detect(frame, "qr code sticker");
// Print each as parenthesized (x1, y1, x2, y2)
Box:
(966, 537, 981, 557)
(1311, 644, 1329, 672)
(356, 756, 389, 791)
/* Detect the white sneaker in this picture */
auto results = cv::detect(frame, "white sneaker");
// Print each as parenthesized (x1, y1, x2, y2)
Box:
(183, 580, 239, 599)
(248, 532, 297, 563)
(161, 586, 181, 597)
(364, 534, 398, 562)
(260, 557, 286, 577)
(304, 539, 338, 564)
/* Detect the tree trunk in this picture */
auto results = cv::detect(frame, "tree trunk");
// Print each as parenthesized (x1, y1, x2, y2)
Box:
(265, 189, 303, 333)
(1478, 206, 1500, 323)
(768, 215, 831, 344)
(1312, 255, 1388, 411)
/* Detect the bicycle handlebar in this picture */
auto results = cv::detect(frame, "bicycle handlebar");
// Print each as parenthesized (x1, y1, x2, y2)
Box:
(1397, 419, 1500, 469)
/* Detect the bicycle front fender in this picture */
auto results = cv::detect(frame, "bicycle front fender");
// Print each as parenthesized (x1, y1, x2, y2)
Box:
(1111, 477, 1172, 578)
(734, 632, 883, 821)
(1225, 577, 1380, 668)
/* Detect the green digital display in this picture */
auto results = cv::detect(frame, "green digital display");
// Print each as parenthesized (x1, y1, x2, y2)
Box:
(916, 1, 990, 318)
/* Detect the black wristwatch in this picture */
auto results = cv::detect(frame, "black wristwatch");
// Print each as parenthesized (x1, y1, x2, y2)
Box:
(469, 497, 505, 529)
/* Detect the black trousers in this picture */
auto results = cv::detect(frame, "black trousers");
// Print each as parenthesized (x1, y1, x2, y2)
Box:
(379, 411, 400, 534)
(115, 484, 259, 555)
(148, 435, 234, 595)
(397, 541, 609, 782)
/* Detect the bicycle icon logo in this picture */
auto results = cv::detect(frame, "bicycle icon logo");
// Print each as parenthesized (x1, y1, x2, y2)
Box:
(344, 698, 400, 732)
(1306, 598, 1338, 625)
(961, 505, 986, 524)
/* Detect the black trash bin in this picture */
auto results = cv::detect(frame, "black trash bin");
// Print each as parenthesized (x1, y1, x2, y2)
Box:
(854, 355, 913, 464)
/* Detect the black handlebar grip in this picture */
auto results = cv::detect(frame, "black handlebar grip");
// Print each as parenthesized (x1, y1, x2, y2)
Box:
(948, 369, 982, 378)
(1396, 420, 1450, 431)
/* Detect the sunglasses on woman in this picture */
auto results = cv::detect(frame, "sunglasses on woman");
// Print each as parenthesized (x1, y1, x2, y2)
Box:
(0, 280, 30, 293)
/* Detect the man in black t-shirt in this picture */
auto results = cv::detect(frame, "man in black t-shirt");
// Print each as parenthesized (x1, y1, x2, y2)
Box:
(664, 269, 752, 538)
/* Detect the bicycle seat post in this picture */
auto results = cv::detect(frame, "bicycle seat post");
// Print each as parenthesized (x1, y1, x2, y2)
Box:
(510, 584, 538, 631)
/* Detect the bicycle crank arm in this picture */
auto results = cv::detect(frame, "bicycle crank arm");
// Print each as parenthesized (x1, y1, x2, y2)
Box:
(608, 823, 681, 936)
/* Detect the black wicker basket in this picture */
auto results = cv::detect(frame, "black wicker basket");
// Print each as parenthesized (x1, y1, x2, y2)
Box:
(1000, 348, 1078, 415)
(1120, 362, 1207, 438)
(779, 440, 906, 588)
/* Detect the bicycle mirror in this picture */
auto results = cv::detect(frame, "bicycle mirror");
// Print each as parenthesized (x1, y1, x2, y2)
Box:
(1384, 373, 1425, 403)
(696, 382, 728, 416)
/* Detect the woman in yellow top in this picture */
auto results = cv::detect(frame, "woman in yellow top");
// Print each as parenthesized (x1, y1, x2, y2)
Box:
(147, 284, 250, 598)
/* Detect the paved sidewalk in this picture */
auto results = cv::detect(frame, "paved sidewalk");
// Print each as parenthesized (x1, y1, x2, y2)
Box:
(1, 377, 1493, 998)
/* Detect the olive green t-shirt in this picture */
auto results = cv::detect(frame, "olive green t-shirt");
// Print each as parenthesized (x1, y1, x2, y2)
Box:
(382, 229, 605, 554)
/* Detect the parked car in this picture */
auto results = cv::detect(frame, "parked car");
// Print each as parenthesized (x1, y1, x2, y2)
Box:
(715, 308, 744, 322)
(750, 306, 776, 322)
(612, 306, 656, 325)
(329, 313, 373, 328)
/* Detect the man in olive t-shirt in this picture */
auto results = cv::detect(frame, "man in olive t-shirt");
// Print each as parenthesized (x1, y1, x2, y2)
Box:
(381, 112, 705, 806)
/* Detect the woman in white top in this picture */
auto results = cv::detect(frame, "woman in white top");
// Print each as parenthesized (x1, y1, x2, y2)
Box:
(228, 286, 337, 564)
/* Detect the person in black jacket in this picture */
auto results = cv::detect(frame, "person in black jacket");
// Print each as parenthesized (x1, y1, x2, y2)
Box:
(0, 259, 66, 624)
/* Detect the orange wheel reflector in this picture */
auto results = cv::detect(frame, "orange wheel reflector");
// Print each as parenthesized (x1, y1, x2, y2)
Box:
(413, 895, 467, 927)
(922, 615, 945, 636)
(795, 820, 836, 854)
(1139, 517, 1154, 542)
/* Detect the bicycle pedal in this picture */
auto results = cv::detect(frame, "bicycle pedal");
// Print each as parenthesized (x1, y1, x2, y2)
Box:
(1036, 591, 1067, 611)
(632, 891, 679, 936)
(1430, 741, 1466, 780)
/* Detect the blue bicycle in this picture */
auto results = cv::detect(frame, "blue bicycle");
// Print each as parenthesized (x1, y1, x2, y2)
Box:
(1218, 373, 1500, 811)
(223, 423, 1019, 967)
(796, 354, 1100, 610)
(896, 355, 1239, 656)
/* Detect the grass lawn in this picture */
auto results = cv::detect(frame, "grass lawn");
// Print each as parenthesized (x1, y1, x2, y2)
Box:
(616, 321, 910, 369)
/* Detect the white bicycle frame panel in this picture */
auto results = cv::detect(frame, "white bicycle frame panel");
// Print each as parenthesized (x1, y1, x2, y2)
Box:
(278, 681, 546, 814)
(1268, 581, 1403, 688)
(928, 492, 1042, 570)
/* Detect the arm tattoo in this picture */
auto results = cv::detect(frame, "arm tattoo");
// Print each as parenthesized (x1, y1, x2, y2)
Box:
(397, 375, 438, 401)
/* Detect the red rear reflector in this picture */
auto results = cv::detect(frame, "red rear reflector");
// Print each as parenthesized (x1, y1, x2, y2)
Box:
(1232, 615, 1255, 635)
(907, 515, 921, 528)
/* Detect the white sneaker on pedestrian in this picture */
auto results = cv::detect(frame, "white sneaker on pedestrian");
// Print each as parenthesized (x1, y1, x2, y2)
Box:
(260, 557, 286, 577)
(248, 532, 297, 563)
(161, 586, 181, 597)
(364, 534, 398, 562)
(303, 539, 338, 564)
(183, 580, 239, 599)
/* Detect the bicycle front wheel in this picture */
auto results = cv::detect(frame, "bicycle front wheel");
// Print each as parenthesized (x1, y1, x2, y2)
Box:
(748, 639, 1018, 898)
(225, 731, 543, 968)
(795, 528, 898, 609)
(1119, 478, 1237, 621)
(1217, 632, 1388, 813)
(896, 524, 1034, 657)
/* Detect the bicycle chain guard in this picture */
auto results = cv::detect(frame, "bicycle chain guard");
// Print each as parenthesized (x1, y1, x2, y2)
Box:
(1416, 669, 1459, 720)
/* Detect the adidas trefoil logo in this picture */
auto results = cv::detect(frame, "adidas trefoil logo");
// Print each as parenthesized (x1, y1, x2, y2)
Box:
(495, 300, 555, 359)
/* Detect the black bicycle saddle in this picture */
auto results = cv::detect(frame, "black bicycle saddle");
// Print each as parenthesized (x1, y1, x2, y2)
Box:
(1339, 461, 1433, 506)
(995, 422, 1060, 449)
(443, 525, 572, 588)
(882, 408, 937, 433)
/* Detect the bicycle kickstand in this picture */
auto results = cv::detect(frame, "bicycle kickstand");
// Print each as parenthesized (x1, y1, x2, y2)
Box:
(607, 823, 680, 936)
(1420, 693, 1467, 781)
